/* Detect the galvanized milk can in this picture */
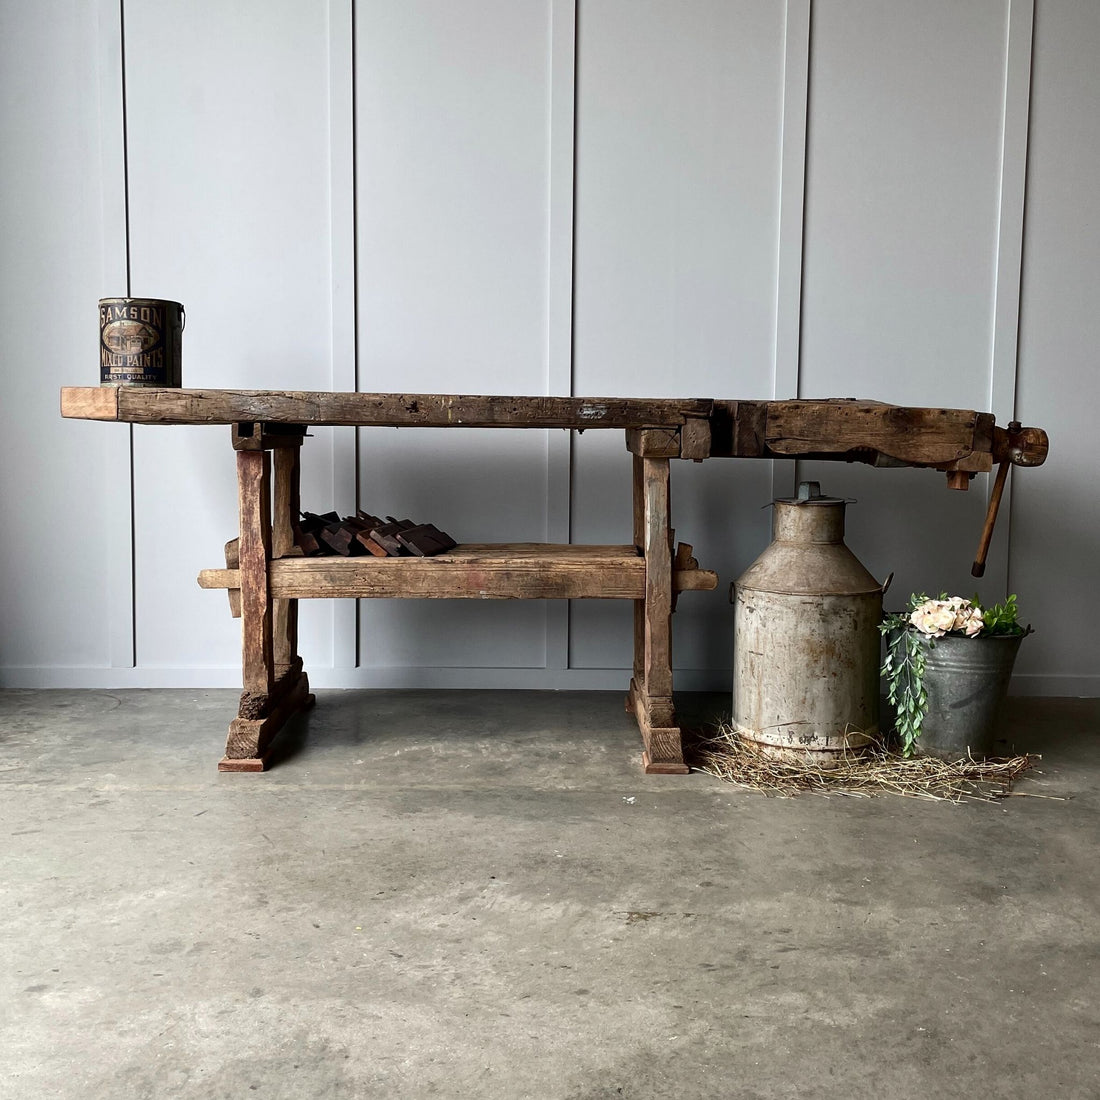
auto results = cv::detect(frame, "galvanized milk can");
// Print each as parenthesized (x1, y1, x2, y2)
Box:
(732, 482, 882, 763)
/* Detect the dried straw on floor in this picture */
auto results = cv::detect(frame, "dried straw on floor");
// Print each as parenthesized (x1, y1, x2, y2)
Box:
(689, 726, 1038, 802)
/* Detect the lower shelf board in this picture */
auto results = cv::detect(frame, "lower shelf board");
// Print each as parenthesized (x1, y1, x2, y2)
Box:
(199, 543, 717, 601)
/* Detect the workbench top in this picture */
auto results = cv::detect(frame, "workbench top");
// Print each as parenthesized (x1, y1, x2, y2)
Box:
(61, 386, 714, 429)
(61, 386, 1017, 470)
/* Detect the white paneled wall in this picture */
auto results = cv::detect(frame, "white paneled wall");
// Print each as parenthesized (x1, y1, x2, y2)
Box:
(799, 0, 1021, 614)
(125, 0, 337, 674)
(1011, 0, 1100, 694)
(570, 0, 785, 679)
(354, 0, 552, 677)
(801, 0, 1009, 405)
(1, 0, 1097, 694)
(0, 0, 115, 671)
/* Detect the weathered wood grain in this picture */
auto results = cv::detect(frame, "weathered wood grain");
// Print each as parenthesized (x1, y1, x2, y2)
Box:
(995, 422, 1049, 467)
(272, 448, 301, 671)
(630, 452, 678, 768)
(221, 665, 314, 768)
(223, 538, 242, 618)
(60, 386, 120, 420)
(632, 455, 646, 683)
(642, 458, 674, 702)
(676, 567, 715, 591)
(671, 542, 709, 609)
(237, 449, 273, 699)
(198, 544, 717, 602)
(273, 595, 297, 673)
(231, 422, 308, 451)
(418, 543, 644, 559)
(626, 677, 687, 773)
(269, 559, 638, 601)
(679, 417, 711, 461)
(708, 400, 767, 457)
(271, 447, 302, 559)
(763, 401, 984, 465)
(249, 545, 642, 600)
(62, 389, 1045, 474)
(626, 428, 681, 458)
(62, 387, 714, 428)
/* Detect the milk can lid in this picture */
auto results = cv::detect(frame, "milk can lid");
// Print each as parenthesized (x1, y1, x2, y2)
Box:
(775, 481, 846, 505)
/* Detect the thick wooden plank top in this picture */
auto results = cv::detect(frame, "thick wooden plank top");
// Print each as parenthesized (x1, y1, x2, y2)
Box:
(60, 387, 713, 429)
(62, 388, 1038, 470)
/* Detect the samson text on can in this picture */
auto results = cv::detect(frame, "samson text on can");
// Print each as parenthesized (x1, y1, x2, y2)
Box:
(99, 298, 184, 386)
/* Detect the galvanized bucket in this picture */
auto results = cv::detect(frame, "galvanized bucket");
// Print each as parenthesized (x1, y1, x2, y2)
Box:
(916, 633, 1024, 759)
(99, 297, 184, 386)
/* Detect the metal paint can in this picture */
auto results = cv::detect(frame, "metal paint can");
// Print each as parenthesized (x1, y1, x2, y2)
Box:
(99, 297, 184, 386)
(732, 481, 883, 766)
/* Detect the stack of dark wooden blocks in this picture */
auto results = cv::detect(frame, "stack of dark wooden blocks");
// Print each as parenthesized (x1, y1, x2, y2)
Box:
(295, 511, 457, 558)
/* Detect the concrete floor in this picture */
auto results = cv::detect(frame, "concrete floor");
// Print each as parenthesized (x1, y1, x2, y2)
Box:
(1, 688, 1097, 1099)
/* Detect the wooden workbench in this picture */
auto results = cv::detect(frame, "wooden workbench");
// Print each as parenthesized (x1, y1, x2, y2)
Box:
(61, 387, 1046, 773)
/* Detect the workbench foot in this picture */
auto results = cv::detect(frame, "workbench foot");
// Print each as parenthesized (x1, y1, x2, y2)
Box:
(218, 756, 267, 773)
(641, 752, 691, 775)
(219, 665, 315, 771)
(627, 676, 689, 774)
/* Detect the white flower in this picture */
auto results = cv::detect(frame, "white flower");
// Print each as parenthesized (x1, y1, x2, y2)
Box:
(908, 596, 984, 638)
(928, 603, 957, 633)
(962, 610, 984, 636)
(909, 604, 946, 637)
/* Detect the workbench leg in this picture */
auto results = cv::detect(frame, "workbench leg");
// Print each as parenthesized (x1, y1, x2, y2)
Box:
(221, 443, 313, 772)
(626, 455, 688, 774)
(272, 445, 302, 676)
(632, 454, 646, 686)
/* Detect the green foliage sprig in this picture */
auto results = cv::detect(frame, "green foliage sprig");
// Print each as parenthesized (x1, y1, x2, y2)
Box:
(979, 593, 1027, 636)
(880, 594, 931, 757)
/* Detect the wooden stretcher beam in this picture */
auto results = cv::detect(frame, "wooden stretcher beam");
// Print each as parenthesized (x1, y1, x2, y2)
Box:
(197, 545, 719, 602)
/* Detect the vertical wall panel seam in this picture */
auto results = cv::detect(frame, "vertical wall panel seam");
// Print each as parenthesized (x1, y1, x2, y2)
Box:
(989, 0, 1035, 596)
(771, 0, 811, 502)
(566, 0, 578, 667)
(119, 0, 136, 665)
(98, 0, 136, 668)
(349, 0, 360, 402)
(330, 0, 359, 667)
(119, 1, 132, 298)
(546, 0, 577, 670)
(348, 0, 361, 663)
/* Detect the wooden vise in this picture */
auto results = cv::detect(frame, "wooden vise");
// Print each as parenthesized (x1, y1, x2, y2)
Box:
(701, 399, 1048, 576)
